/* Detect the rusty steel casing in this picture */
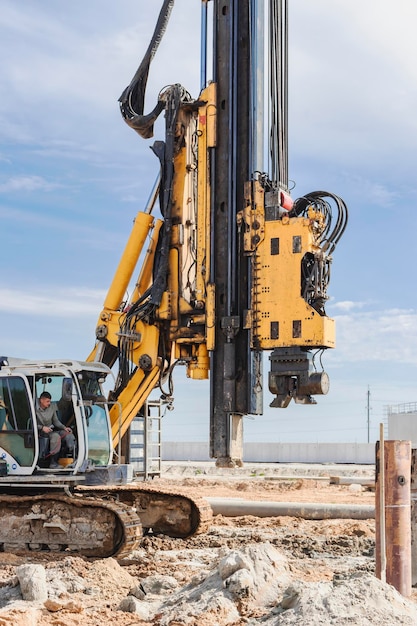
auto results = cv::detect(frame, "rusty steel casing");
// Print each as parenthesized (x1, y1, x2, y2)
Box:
(375, 439, 412, 597)
(410, 449, 417, 586)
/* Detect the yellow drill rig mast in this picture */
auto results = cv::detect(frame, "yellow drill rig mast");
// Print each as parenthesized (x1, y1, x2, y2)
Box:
(88, 0, 348, 467)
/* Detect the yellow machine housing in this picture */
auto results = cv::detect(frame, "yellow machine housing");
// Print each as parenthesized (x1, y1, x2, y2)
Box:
(252, 215, 335, 349)
(240, 180, 338, 407)
(243, 181, 334, 351)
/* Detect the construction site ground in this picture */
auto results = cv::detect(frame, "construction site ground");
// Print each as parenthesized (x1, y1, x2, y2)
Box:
(1, 461, 417, 625)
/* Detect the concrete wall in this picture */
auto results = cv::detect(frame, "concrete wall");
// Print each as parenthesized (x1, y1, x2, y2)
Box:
(388, 412, 417, 448)
(162, 442, 375, 464)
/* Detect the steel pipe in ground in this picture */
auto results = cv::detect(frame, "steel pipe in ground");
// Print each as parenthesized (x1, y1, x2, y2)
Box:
(375, 439, 412, 597)
(206, 498, 375, 520)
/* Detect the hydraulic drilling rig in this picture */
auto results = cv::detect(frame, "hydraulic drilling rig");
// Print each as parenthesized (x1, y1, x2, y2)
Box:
(0, 0, 348, 559)
(107, 0, 348, 466)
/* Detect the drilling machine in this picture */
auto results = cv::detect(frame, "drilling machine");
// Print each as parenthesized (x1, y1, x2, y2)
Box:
(0, 0, 347, 557)
(93, 0, 348, 466)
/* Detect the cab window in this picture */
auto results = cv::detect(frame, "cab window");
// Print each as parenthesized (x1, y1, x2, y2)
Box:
(0, 377, 32, 431)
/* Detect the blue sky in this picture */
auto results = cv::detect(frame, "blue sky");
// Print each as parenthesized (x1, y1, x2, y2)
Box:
(1, 1, 417, 445)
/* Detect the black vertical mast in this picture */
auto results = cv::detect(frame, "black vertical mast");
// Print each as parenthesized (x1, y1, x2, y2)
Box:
(210, 0, 260, 465)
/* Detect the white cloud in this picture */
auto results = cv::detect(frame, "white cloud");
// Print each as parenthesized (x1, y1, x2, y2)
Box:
(0, 1, 200, 154)
(0, 204, 130, 254)
(333, 309, 417, 365)
(367, 183, 400, 209)
(0, 287, 105, 318)
(0, 175, 60, 193)
(342, 175, 403, 210)
(330, 301, 366, 313)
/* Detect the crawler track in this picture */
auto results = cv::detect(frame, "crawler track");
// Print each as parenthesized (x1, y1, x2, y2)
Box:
(0, 493, 142, 558)
(0, 485, 211, 559)
(77, 482, 213, 537)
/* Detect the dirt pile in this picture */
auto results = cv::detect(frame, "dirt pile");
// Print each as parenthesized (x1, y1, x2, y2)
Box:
(0, 544, 416, 625)
(0, 466, 415, 625)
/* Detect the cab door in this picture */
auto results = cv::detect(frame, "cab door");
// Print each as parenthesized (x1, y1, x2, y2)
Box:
(0, 374, 38, 475)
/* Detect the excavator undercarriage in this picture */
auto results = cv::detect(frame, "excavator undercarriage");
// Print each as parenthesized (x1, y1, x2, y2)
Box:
(0, 484, 212, 558)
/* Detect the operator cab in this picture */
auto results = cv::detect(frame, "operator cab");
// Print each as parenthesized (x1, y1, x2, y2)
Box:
(0, 359, 113, 476)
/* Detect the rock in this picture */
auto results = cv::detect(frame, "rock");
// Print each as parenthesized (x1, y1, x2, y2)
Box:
(118, 596, 152, 620)
(44, 568, 86, 599)
(279, 584, 301, 609)
(44, 598, 63, 612)
(88, 558, 136, 593)
(140, 574, 179, 595)
(349, 483, 363, 493)
(152, 544, 290, 625)
(223, 569, 255, 599)
(218, 543, 290, 607)
(44, 598, 83, 613)
(160, 590, 240, 626)
(16, 564, 47, 602)
(129, 584, 146, 600)
(63, 600, 83, 613)
(218, 552, 253, 580)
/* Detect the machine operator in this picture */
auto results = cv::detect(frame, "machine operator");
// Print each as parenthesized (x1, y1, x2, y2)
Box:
(36, 391, 75, 468)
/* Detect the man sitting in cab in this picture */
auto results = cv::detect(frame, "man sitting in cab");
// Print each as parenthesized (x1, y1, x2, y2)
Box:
(36, 391, 75, 469)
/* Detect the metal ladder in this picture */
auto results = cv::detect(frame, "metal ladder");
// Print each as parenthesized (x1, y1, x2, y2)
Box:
(129, 398, 164, 479)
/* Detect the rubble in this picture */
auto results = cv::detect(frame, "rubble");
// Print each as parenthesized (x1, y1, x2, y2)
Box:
(0, 468, 415, 625)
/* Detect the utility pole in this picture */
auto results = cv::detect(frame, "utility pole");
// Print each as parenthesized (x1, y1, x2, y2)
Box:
(367, 386, 371, 443)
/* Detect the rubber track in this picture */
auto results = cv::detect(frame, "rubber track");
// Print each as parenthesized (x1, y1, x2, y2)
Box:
(0, 494, 142, 559)
(77, 483, 213, 537)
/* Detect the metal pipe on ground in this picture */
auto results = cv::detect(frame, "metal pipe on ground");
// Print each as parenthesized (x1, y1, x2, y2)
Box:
(330, 476, 375, 487)
(206, 498, 375, 520)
